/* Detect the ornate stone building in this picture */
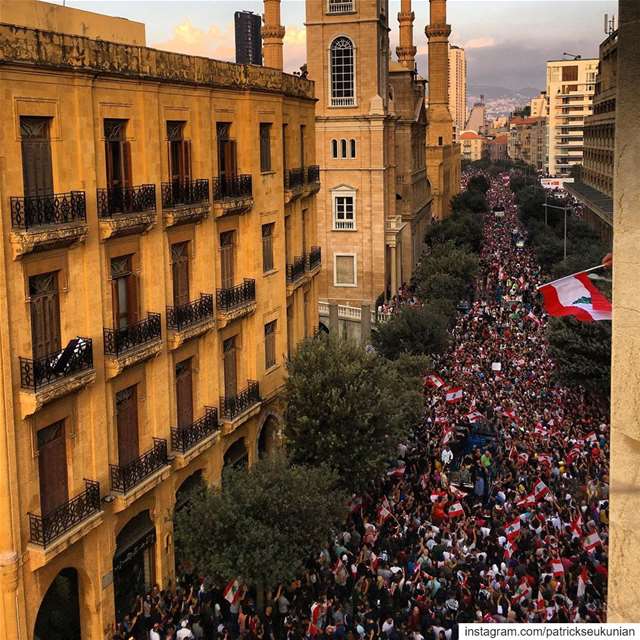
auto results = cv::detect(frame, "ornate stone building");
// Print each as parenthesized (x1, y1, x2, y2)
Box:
(307, 0, 452, 339)
(0, 0, 320, 635)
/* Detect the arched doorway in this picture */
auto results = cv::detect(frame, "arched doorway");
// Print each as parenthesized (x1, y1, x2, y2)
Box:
(113, 510, 156, 622)
(174, 471, 206, 576)
(34, 568, 81, 640)
(224, 438, 248, 470)
(258, 416, 279, 459)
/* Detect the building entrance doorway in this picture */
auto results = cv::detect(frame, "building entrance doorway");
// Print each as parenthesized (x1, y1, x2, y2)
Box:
(34, 568, 81, 640)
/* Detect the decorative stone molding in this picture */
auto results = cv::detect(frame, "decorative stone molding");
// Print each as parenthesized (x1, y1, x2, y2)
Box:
(425, 25, 452, 38)
(99, 211, 156, 240)
(10, 223, 88, 259)
(216, 302, 256, 330)
(104, 339, 162, 379)
(167, 316, 215, 350)
(212, 196, 254, 218)
(111, 465, 172, 514)
(261, 26, 286, 40)
(163, 203, 210, 228)
(220, 402, 262, 435)
(19, 368, 96, 418)
(0, 24, 314, 100)
(396, 45, 418, 62)
(284, 184, 304, 205)
(172, 431, 219, 469)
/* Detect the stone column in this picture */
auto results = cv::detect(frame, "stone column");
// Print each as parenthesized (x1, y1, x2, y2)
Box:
(390, 244, 398, 298)
(608, 0, 640, 622)
(396, 0, 416, 69)
(0, 552, 20, 639)
(328, 303, 339, 334)
(262, 0, 285, 70)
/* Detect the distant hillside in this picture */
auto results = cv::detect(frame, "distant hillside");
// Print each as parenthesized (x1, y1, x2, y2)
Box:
(468, 85, 541, 100)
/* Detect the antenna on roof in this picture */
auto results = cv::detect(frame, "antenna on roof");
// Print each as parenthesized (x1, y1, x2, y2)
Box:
(604, 14, 616, 35)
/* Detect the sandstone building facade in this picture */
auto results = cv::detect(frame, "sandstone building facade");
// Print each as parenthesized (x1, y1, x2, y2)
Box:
(0, 1, 320, 636)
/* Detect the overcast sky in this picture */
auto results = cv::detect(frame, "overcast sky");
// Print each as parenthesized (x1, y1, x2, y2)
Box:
(47, 0, 617, 92)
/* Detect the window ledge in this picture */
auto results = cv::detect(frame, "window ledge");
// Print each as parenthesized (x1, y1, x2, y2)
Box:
(332, 227, 358, 232)
(260, 171, 276, 176)
(263, 268, 279, 278)
(265, 364, 281, 376)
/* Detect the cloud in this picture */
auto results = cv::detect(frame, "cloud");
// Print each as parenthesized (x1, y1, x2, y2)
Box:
(152, 20, 235, 60)
(463, 37, 496, 50)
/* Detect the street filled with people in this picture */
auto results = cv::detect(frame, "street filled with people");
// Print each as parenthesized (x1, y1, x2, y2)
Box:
(115, 172, 609, 639)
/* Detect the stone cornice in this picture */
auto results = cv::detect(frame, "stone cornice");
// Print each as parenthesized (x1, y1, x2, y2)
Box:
(0, 23, 314, 100)
(425, 24, 452, 39)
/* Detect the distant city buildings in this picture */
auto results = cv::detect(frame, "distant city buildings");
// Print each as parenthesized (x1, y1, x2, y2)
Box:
(508, 116, 547, 171)
(460, 130, 485, 161)
(234, 10, 262, 65)
(530, 91, 548, 117)
(448, 45, 467, 143)
(486, 134, 509, 161)
(466, 97, 487, 135)
(546, 57, 598, 176)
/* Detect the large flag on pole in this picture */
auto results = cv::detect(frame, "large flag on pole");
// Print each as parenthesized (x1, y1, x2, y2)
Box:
(537, 268, 611, 322)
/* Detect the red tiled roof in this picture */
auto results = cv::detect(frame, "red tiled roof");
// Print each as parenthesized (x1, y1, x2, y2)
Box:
(460, 131, 484, 140)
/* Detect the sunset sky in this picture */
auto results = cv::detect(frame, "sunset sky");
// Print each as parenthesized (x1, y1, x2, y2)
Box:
(47, 0, 617, 92)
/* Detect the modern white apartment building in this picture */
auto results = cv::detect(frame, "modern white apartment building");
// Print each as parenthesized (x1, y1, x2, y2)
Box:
(546, 58, 598, 176)
(448, 45, 467, 143)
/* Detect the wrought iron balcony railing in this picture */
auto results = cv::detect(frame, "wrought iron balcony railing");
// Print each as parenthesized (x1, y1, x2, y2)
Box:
(212, 175, 253, 201)
(286, 256, 306, 284)
(97, 184, 156, 217)
(220, 380, 260, 420)
(20, 338, 93, 391)
(307, 246, 322, 271)
(103, 313, 161, 357)
(10, 191, 86, 230)
(284, 167, 305, 190)
(167, 294, 214, 331)
(161, 179, 209, 208)
(110, 439, 168, 494)
(306, 165, 320, 184)
(171, 407, 219, 454)
(216, 279, 256, 312)
(327, 0, 354, 13)
(29, 479, 100, 548)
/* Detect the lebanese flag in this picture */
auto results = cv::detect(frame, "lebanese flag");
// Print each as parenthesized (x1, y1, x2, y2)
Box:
(441, 427, 454, 445)
(503, 409, 519, 423)
(517, 493, 536, 509)
(430, 489, 447, 503)
(425, 374, 445, 388)
(527, 310, 542, 326)
(538, 453, 553, 467)
(223, 579, 242, 604)
(583, 531, 602, 552)
(585, 432, 598, 444)
(505, 517, 521, 541)
(387, 464, 406, 477)
(571, 513, 583, 537)
(348, 495, 364, 513)
(533, 479, 550, 500)
(566, 446, 581, 465)
(538, 270, 612, 322)
(518, 452, 529, 466)
(310, 602, 322, 626)
(504, 539, 517, 559)
(445, 387, 464, 403)
(551, 559, 564, 577)
(377, 504, 393, 525)
(448, 502, 465, 518)
(466, 410, 484, 423)
(577, 566, 589, 598)
(450, 484, 468, 499)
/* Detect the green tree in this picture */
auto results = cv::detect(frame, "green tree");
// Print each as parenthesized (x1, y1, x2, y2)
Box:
(424, 212, 483, 253)
(372, 305, 449, 359)
(467, 174, 490, 194)
(547, 317, 611, 393)
(174, 454, 346, 600)
(451, 190, 487, 214)
(284, 335, 421, 491)
(420, 272, 468, 307)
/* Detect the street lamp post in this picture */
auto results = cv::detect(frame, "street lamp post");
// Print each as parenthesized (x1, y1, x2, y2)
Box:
(542, 200, 572, 260)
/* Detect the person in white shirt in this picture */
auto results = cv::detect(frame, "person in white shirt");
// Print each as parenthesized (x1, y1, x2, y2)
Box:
(177, 619, 195, 640)
(441, 447, 453, 467)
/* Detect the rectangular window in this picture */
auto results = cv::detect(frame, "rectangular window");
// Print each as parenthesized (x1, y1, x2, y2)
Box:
(116, 385, 139, 466)
(220, 231, 235, 290)
(264, 320, 277, 369)
(167, 121, 191, 183)
(299, 124, 306, 168)
(37, 420, 68, 515)
(260, 123, 272, 172)
(333, 194, 355, 230)
(223, 337, 237, 398)
(111, 255, 138, 329)
(171, 242, 190, 307)
(20, 116, 53, 198)
(29, 271, 61, 359)
(262, 223, 274, 273)
(175, 359, 193, 428)
(217, 122, 237, 179)
(562, 65, 578, 82)
(104, 119, 132, 190)
(334, 254, 356, 286)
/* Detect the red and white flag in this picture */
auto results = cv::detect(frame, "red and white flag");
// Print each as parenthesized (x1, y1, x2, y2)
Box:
(527, 311, 542, 326)
(223, 579, 242, 604)
(445, 387, 464, 403)
(566, 446, 582, 465)
(441, 427, 454, 445)
(348, 495, 364, 513)
(538, 270, 612, 322)
(551, 559, 564, 577)
(430, 490, 447, 503)
(585, 432, 598, 444)
(466, 410, 484, 423)
(516, 493, 536, 509)
(425, 374, 445, 388)
(518, 452, 529, 466)
(533, 479, 550, 500)
(571, 513, 583, 537)
(377, 503, 393, 525)
(583, 531, 602, 552)
(310, 602, 322, 626)
(505, 517, 521, 541)
(538, 453, 553, 467)
(450, 484, 468, 499)
(503, 409, 519, 423)
(577, 566, 590, 598)
(448, 502, 465, 518)
(504, 539, 517, 559)
(387, 464, 406, 478)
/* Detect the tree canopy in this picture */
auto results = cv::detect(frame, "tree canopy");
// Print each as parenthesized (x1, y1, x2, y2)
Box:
(174, 454, 347, 592)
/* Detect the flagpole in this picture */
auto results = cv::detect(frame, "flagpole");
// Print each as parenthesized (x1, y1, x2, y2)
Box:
(535, 264, 606, 291)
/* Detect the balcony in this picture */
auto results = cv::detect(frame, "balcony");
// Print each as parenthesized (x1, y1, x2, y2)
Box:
(110, 439, 170, 504)
(284, 167, 305, 203)
(220, 380, 261, 425)
(171, 407, 220, 461)
(327, 0, 355, 13)
(166, 294, 215, 349)
(27, 480, 103, 567)
(97, 185, 157, 240)
(330, 96, 356, 107)
(103, 313, 162, 378)
(216, 279, 256, 327)
(306, 246, 322, 273)
(19, 338, 95, 416)
(9, 191, 88, 258)
(212, 175, 254, 217)
(161, 179, 210, 227)
(287, 255, 306, 289)
(304, 165, 321, 196)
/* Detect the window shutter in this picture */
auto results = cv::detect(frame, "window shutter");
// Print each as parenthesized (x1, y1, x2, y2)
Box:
(105, 140, 115, 189)
(175, 360, 193, 427)
(123, 141, 133, 188)
(29, 273, 61, 359)
(223, 338, 237, 398)
(126, 273, 139, 325)
(37, 421, 68, 515)
(183, 140, 192, 181)
(116, 387, 139, 466)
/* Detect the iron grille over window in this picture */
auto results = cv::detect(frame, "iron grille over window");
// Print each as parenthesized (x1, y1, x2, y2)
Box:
(330, 37, 355, 106)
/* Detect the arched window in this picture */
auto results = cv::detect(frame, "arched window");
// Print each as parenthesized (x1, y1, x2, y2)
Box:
(350, 139, 357, 158)
(330, 37, 355, 107)
(340, 139, 347, 158)
(331, 139, 338, 158)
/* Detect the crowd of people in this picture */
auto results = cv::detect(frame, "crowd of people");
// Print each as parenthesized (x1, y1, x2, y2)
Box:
(115, 171, 609, 640)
